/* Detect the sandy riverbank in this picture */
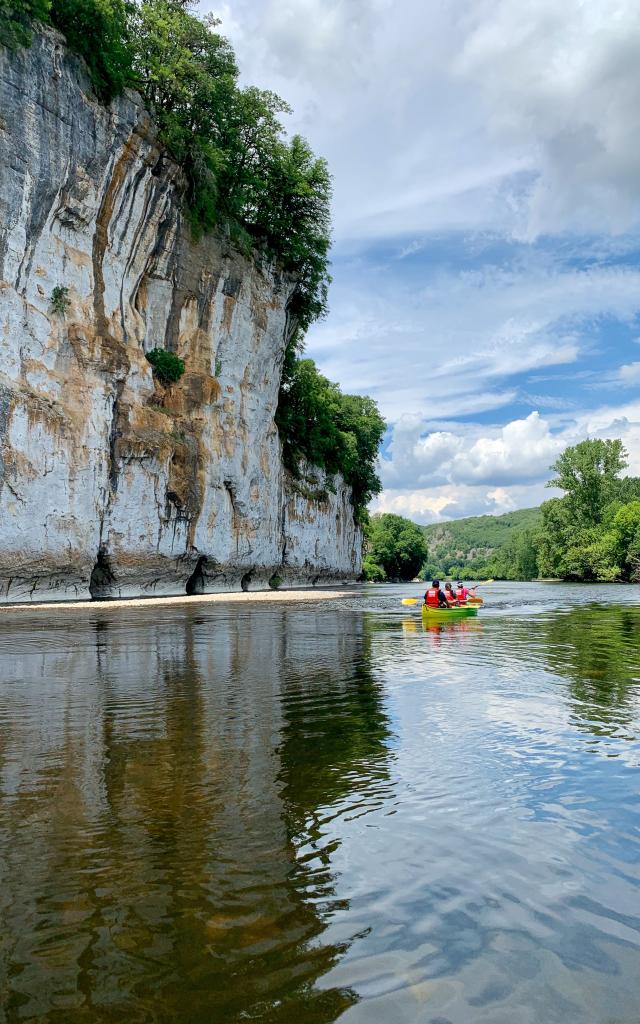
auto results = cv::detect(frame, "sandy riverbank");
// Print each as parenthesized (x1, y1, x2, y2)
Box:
(0, 588, 359, 616)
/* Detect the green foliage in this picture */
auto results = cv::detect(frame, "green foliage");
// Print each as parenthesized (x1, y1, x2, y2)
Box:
(49, 284, 70, 315)
(50, 0, 133, 101)
(607, 501, 640, 579)
(128, 0, 331, 330)
(538, 439, 640, 581)
(362, 557, 386, 582)
(11, 0, 332, 330)
(250, 134, 332, 332)
(422, 507, 542, 580)
(366, 514, 427, 582)
(146, 347, 185, 384)
(0, 0, 50, 48)
(276, 356, 385, 519)
(547, 438, 627, 526)
(493, 528, 540, 580)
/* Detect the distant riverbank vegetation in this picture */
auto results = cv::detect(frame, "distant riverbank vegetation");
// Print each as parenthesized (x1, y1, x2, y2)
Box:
(421, 507, 541, 583)
(2, 0, 386, 515)
(364, 439, 640, 583)
(537, 439, 640, 582)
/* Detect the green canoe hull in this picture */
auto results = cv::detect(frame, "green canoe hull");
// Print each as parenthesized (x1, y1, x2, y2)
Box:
(422, 605, 478, 620)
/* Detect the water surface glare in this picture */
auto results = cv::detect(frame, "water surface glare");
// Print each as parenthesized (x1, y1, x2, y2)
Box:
(0, 582, 639, 1023)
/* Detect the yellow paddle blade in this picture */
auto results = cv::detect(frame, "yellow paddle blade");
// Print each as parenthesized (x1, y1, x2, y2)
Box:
(401, 597, 419, 605)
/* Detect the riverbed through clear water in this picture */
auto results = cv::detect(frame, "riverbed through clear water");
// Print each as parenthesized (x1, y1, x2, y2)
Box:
(0, 582, 639, 1023)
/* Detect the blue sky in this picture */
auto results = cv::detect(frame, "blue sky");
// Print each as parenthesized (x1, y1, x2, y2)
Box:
(205, 0, 640, 521)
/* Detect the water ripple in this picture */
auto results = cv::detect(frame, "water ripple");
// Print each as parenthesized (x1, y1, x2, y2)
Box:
(0, 583, 639, 1022)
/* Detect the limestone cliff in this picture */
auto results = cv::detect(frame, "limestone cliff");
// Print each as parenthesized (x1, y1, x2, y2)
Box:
(0, 31, 362, 602)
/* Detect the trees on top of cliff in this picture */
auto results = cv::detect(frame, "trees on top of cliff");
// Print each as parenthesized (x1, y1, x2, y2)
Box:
(1, 0, 132, 99)
(129, 0, 332, 331)
(51, 0, 132, 100)
(0, 0, 52, 49)
(276, 358, 386, 521)
(11, 0, 332, 331)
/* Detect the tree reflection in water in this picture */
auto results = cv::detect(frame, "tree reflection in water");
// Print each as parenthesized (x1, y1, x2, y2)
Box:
(542, 604, 640, 740)
(0, 606, 392, 1023)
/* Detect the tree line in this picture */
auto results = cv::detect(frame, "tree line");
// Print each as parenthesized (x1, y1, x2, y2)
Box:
(365, 439, 640, 583)
(2, 0, 386, 515)
(3, 0, 330, 333)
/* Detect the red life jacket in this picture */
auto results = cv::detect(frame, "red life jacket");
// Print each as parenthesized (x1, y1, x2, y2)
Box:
(445, 591, 456, 604)
(456, 586, 466, 601)
(425, 587, 440, 607)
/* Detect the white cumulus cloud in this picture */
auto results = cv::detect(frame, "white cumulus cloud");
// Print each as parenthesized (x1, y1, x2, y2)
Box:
(449, 412, 565, 486)
(210, 0, 640, 240)
(204, 0, 640, 519)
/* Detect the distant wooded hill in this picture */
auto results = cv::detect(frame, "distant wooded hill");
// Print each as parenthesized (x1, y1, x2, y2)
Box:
(422, 507, 542, 581)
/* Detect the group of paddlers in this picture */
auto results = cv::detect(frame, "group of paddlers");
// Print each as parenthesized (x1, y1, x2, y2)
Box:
(424, 580, 477, 608)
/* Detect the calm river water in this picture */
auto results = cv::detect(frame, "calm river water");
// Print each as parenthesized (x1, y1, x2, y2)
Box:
(0, 582, 639, 1023)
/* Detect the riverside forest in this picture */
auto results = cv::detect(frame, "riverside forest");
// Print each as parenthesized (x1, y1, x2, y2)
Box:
(1, 3, 639, 1024)
(365, 439, 640, 584)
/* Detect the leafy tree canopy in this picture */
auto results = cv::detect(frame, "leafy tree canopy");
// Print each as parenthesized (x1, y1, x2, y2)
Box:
(15, 0, 331, 332)
(365, 514, 427, 582)
(547, 438, 628, 526)
(0, 0, 51, 49)
(276, 357, 385, 520)
(539, 439, 640, 582)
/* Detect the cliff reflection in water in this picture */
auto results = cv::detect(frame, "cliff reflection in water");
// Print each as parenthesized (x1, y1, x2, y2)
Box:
(0, 607, 392, 1023)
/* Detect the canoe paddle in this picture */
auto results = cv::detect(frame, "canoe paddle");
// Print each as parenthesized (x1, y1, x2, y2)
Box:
(401, 579, 495, 605)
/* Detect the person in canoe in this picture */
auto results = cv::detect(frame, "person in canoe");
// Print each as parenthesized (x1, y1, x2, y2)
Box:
(424, 580, 449, 609)
(456, 581, 477, 603)
(444, 582, 458, 605)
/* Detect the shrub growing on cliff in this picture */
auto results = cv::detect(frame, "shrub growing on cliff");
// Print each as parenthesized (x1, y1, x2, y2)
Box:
(146, 348, 185, 384)
(50, 284, 70, 315)
(276, 355, 385, 520)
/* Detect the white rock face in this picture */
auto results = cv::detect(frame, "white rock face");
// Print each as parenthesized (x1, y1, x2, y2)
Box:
(0, 31, 362, 602)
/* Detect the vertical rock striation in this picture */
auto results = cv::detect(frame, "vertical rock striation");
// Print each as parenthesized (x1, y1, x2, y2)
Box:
(0, 31, 362, 602)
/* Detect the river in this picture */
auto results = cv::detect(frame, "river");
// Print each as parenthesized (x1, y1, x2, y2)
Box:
(0, 582, 639, 1023)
